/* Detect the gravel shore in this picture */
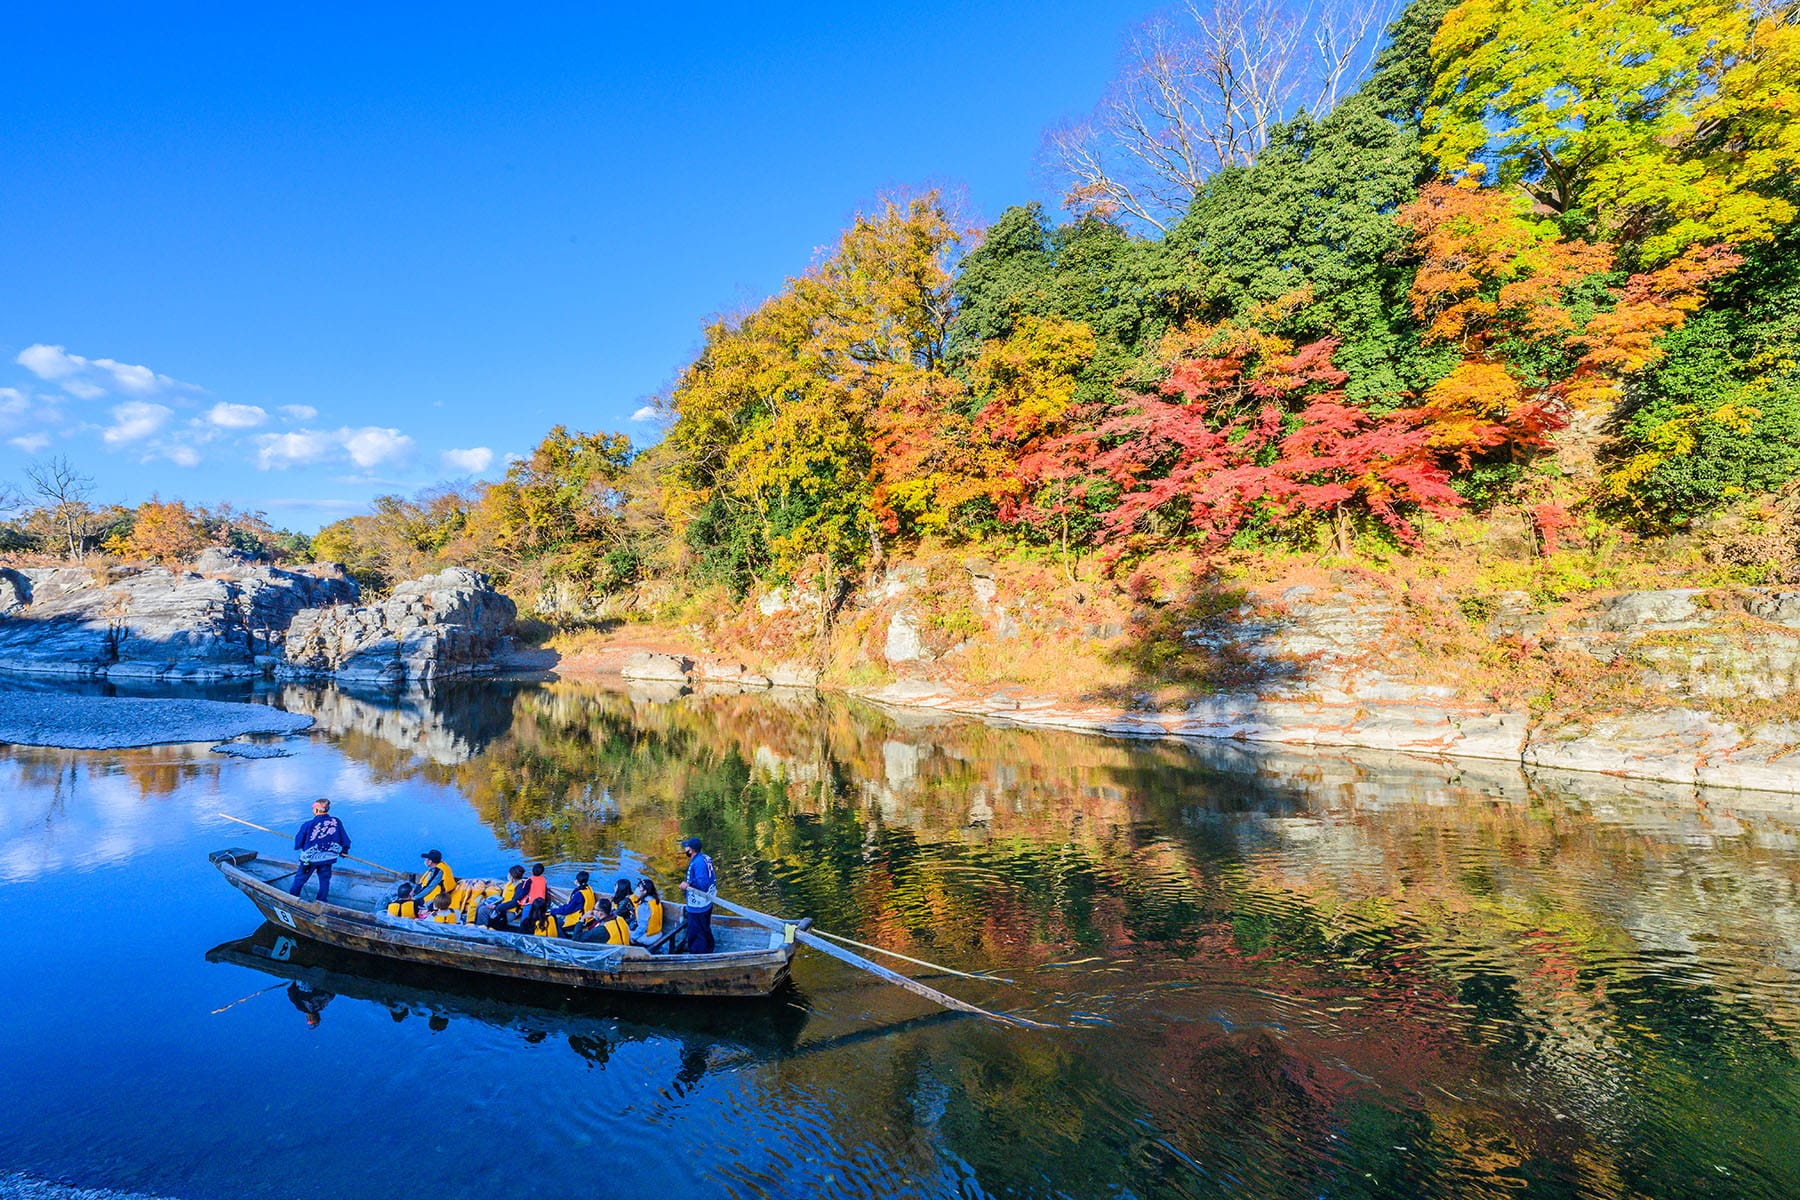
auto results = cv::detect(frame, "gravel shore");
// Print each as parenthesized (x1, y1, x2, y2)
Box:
(0, 690, 312, 749)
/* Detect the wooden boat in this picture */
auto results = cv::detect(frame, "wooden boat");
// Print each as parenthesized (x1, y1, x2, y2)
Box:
(209, 847, 806, 998)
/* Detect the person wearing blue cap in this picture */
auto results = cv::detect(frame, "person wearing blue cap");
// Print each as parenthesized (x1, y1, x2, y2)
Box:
(678, 836, 716, 954)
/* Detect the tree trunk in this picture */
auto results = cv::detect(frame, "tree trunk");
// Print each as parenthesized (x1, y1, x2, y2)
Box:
(1333, 505, 1352, 557)
(1061, 514, 1074, 585)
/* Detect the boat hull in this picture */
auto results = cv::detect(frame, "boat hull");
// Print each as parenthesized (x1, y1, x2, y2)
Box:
(211, 849, 798, 998)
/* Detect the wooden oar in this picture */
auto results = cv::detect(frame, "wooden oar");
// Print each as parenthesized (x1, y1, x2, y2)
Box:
(215, 812, 404, 876)
(706, 893, 1051, 1028)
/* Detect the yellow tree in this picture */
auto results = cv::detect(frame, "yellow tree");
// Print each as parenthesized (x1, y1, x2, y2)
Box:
(111, 497, 208, 563)
(1425, 0, 1798, 260)
(663, 193, 966, 582)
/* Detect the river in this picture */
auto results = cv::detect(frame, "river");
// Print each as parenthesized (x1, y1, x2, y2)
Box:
(0, 677, 1797, 1199)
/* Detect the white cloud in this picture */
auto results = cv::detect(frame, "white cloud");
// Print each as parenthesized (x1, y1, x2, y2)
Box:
(162, 444, 203, 467)
(630, 405, 658, 422)
(279, 404, 318, 421)
(8, 433, 50, 453)
(205, 402, 268, 429)
(15, 343, 182, 398)
(16, 344, 83, 381)
(256, 428, 341, 469)
(102, 401, 172, 445)
(255, 425, 415, 471)
(94, 358, 171, 394)
(440, 446, 493, 474)
(343, 426, 413, 468)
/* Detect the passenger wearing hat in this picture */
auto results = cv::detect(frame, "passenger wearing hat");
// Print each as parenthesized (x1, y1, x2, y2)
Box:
(415, 849, 458, 909)
(551, 870, 599, 931)
(678, 836, 717, 954)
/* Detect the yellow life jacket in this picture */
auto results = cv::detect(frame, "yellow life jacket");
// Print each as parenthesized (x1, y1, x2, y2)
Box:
(561, 884, 597, 929)
(458, 883, 491, 922)
(598, 914, 632, 945)
(417, 862, 457, 906)
(430, 908, 460, 924)
(531, 910, 559, 938)
(640, 899, 663, 937)
(387, 899, 417, 918)
(500, 877, 526, 904)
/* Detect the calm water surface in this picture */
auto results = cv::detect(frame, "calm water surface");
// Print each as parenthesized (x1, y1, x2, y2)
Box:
(2, 677, 1798, 1199)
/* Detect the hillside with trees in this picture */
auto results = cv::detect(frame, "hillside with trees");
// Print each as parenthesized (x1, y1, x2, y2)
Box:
(5, 0, 1797, 713)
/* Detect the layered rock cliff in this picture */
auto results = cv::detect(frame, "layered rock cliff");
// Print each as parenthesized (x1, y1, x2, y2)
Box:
(578, 560, 1800, 796)
(0, 549, 356, 679)
(279, 568, 516, 685)
(0, 553, 514, 685)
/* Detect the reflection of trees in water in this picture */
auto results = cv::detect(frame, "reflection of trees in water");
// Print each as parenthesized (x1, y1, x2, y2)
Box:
(1, 742, 220, 811)
(311, 679, 1800, 1197)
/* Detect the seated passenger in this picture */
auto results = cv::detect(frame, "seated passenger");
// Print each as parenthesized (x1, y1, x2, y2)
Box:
(488, 865, 529, 928)
(573, 897, 632, 945)
(610, 877, 635, 926)
(523, 863, 549, 907)
(525, 897, 558, 938)
(631, 878, 664, 941)
(427, 896, 460, 923)
(416, 850, 458, 908)
(386, 882, 417, 919)
(551, 870, 598, 932)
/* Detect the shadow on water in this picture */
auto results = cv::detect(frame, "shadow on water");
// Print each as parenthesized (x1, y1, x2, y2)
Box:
(205, 922, 812, 1067)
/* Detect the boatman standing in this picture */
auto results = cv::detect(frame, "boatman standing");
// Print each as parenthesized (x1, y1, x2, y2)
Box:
(678, 836, 716, 954)
(290, 797, 350, 905)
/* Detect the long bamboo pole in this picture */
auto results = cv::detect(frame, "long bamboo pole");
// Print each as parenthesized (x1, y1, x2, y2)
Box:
(215, 812, 404, 876)
(705, 893, 1050, 1028)
(808, 928, 1015, 985)
(620, 857, 1013, 985)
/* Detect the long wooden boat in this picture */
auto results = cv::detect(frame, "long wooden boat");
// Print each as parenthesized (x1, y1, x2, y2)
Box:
(209, 847, 806, 998)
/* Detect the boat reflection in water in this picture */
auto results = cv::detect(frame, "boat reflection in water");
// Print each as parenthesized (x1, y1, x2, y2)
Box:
(206, 921, 817, 1075)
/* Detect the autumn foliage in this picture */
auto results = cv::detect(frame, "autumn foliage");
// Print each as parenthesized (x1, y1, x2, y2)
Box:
(285, 0, 1798, 605)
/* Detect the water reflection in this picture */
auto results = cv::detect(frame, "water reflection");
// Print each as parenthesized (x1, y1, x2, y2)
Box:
(207, 923, 810, 1071)
(1, 677, 1797, 1198)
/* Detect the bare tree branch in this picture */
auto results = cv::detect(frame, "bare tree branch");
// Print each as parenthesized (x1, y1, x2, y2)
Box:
(24, 455, 97, 560)
(1048, 0, 1396, 230)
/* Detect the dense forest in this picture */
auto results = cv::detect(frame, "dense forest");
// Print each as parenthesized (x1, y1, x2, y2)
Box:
(6, 0, 1797, 619)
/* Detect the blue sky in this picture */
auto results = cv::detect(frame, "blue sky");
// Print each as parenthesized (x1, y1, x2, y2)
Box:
(0, 2, 1160, 530)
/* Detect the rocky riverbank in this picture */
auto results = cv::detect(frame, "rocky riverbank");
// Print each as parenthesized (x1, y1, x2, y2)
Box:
(0, 553, 515, 685)
(554, 563, 1800, 797)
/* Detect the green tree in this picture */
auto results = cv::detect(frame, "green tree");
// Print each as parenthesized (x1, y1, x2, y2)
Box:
(1171, 94, 1441, 405)
(1605, 227, 1800, 526)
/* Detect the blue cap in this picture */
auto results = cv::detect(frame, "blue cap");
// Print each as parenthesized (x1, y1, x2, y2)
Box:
(680, 836, 703, 852)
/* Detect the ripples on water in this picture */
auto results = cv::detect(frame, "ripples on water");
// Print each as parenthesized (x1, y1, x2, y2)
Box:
(0, 678, 1797, 1199)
